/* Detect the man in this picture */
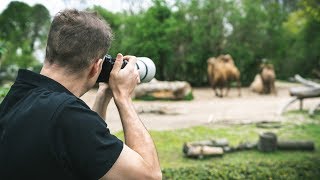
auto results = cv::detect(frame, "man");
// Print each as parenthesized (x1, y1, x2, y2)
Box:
(0, 9, 162, 180)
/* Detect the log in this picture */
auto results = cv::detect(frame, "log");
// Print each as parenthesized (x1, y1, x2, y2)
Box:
(183, 143, 224, 158)
(235, 141, 257, 151)
(277, 141, 315, 151)
(134, 79, 192, 100)
(187, 139, 229, 147)
(289, 86, 320, 98)
(294, 74, 320, 88)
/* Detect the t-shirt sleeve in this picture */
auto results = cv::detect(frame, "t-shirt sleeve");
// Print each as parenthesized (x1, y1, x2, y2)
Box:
(54, 97, 123, 180)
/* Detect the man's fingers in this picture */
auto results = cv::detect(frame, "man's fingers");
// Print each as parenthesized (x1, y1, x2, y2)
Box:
(123, 55, 137, 67)
(137, 76, 141, 84)
(111, 53, 124, 73)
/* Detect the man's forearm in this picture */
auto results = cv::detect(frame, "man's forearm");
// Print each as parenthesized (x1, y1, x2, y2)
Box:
(92, 90, 112, 120)
(115, 97, 161, 172)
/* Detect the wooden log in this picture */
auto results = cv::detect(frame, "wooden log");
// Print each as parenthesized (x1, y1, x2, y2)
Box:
(289, 86, 320, 98)
(134, 79, 192, 100)
(183, 143, 224, 158)
(186, 140, 214, 147)
(235, 141, 257, 151)
(187, 139, 229, 147)
(294, 74, 320, 88)
(277, 141, 315, 151)
(278, 97, 299, 115)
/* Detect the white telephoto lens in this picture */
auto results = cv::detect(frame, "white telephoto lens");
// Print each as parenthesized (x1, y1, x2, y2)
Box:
(136, 57, 156, 83)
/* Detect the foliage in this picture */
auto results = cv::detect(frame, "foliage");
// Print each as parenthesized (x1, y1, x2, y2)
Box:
(162, 159, 320, 179)
(1, 0, 319, 86)
(301, 0, 320, 22)
(93, 0, 317, 86)
(0, 1, 50, 69)
(0, 40, 6, 59)
(280, 1, 320, 79)
(115, 113, 320, 178)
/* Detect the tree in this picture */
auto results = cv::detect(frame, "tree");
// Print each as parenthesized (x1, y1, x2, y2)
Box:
(92, 0, 315, 86)
(280, 0, 320, 78)
(0, 1, 50, 68)
(301, 0, 320, 22)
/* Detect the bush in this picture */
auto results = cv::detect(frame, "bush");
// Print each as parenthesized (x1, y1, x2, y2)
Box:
(162, 158, 320, 179)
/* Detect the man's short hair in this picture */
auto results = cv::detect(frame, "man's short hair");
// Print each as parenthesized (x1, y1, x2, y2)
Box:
(45, 9, 113, 72)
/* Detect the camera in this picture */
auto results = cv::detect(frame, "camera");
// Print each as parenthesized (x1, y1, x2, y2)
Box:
(96, 54, 156, 83)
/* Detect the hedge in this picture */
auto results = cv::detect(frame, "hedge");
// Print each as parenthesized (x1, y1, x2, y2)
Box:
(162, 158, 320, 179)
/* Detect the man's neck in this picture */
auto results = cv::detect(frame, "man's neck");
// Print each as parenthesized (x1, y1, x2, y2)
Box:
(40, 63, 88, 97)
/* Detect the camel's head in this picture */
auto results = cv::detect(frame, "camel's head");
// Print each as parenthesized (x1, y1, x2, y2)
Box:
(260, 63, 274, 70)
(223, 54, 234, 64)
(207, 57, 217, 65)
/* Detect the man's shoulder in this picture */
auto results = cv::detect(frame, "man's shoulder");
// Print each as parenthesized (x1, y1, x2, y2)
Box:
(51, 92, 105, 126)
(31, 89, 78, 110)
(30, 87, 87, 109)
(54, 93, 90, 112)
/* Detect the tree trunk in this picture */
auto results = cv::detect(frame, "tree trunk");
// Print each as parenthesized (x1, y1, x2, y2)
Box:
(134, 79, 192, 100)
(294, 74, 320, 88)
(289, 86, 320, 98)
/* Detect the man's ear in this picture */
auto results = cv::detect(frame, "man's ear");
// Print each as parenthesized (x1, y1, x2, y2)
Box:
(89, 58, 103, 78)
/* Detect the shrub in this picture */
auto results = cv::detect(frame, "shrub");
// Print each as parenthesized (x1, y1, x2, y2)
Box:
(162, 158, 320, 179)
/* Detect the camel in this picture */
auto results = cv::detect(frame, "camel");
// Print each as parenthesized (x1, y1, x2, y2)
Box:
(261, 63, 277, 94)
(250, 74, 264, 93)
(250, 63, 277, 95)
(207, 54, 241, 97)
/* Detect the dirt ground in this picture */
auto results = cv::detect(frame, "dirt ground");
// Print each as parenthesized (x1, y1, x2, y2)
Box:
(81, 82, 320, 133)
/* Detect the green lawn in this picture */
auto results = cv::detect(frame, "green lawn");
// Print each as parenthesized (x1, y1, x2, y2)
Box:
(1, 86, 319, 178)
(116, 111, 320, 178)
(117, 111, 320, 168)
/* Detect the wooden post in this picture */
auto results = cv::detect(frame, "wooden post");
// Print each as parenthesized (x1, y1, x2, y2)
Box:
(257, 132, 277, 152)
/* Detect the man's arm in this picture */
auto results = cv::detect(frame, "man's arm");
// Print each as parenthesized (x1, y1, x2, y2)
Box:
(92, 83, 112, 120)
(101, 53, 162, 180)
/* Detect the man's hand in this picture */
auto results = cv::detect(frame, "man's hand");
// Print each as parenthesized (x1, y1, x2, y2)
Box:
(101, 53, 162, 179)
(108, 53, 140, 102)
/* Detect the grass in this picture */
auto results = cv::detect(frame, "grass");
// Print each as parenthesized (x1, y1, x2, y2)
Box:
(116, 111, 320, 169)
(1, 85, 319, 178)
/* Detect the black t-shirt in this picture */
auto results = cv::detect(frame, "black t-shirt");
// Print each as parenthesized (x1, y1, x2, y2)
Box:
(0, 69, 123, 180)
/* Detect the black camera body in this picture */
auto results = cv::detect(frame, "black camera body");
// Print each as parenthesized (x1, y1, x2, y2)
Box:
(96, 54, 156, 83)
(96, 55, 127, 83)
